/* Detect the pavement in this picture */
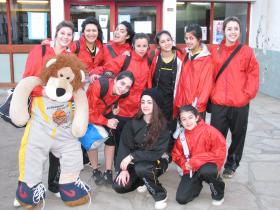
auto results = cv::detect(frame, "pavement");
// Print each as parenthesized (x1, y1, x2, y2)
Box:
(0, 91, 280, 210)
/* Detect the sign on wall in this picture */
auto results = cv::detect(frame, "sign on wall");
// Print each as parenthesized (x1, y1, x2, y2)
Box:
(28, 12, 47, 40)
(213, 20, 224, 44)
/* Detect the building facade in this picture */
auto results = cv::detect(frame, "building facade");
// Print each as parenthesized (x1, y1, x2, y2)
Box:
(1, 0, 278, 99)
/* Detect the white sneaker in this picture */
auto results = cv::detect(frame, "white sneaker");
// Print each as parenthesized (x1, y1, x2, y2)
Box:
(154, 196, 167, 209)
(13, 198, 21, 207)
(49, 191, 61, 198)
(136, 185, 147, 193)
(212, 198, 224, 206)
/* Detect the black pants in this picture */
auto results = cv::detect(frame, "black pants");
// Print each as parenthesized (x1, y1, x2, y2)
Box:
(112, 159, 168, 201)
(176, 163, 225, 204)
(114, 116, 131, 167)
(210, 104, 249, 171)
(48, 152, 60, 193)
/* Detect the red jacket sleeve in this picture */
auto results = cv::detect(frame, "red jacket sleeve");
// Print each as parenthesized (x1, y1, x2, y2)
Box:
(243, 47, 259, 100)
(86, 83, 109, 126)
(23, 45, 44, 97)
(195, 58, 214, 112)
(189, 127, 226, 172)
(90, 54, 126, 76)
(172, 139, 190, 173)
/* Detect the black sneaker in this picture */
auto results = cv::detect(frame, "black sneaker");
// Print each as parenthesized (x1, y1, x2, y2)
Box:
(222, 168, 235, 179)
(92, 169, 103, 185)
(102, 170, 113, 185)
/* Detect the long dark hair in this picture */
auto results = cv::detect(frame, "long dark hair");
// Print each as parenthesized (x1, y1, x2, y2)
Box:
(135, 97, 166, 148)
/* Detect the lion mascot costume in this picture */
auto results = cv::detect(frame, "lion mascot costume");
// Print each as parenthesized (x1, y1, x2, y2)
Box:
(10, 54, 90, 209)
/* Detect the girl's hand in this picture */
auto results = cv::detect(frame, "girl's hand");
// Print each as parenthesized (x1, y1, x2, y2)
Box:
(107, 118, 119, 129)
(89, 74, 101, 83)
(185, 162, 192, 170)
(120, 154, 133, 171)
(112, 106, 119, 115)
(116, 170, 130, 186)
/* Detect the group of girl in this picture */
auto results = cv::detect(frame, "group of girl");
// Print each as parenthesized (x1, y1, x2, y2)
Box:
(21, 15, 259, 209)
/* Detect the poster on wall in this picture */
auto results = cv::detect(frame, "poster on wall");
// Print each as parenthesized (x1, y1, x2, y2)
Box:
(28, 12, 47, 40)
(213, 20, 224, 44)
(99, 15, 108, 28)
(134, 21, 152, 34)
(201, 26, 207, 41)
(78, 19, 85, 32)
(118, 15, 131, 23)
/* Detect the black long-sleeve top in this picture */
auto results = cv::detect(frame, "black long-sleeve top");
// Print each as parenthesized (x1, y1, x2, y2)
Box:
(115, 117, 170, 171)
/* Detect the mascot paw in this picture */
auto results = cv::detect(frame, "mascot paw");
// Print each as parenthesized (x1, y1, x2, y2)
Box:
(59, 178, 90, 207)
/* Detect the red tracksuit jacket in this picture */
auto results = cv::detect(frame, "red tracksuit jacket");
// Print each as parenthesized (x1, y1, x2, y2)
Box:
(70, 36, 104, 74)
(174, 44, 214, 114)
(87, 79, 119, 125)
(209, 40, 259, 107)
(90, 41, 132, 75)
(172, 120, 226, 175)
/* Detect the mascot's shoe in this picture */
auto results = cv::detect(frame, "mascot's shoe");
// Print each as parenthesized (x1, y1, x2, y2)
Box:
(15, 181, 46, 209)
(59, 178, 91, 206)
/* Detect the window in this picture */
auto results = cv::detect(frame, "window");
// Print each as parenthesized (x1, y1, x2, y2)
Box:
(70, 5, 110, 43)
(176, 2, 211, 44)
(10, 0, 50, 44)
(0, 1, 8, 44)
(214, 3, 248, 44)
(118, 6, 157, 43)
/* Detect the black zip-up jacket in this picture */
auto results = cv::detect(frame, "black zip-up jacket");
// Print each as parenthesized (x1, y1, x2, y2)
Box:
(115, 117, 170, 171)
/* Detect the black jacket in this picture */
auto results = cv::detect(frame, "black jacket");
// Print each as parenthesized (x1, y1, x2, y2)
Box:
(115, 117, 170, 171)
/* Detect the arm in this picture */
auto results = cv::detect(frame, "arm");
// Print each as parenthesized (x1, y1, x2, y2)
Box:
(71, 88, 89, 138)
(86, 83, 109, 125)
(172, 139, 188, 171)
(243, 48, 260, 100)
(10, 77, 42, 126)
(90, 54, 126, 76)
(189, 127, 226, 171)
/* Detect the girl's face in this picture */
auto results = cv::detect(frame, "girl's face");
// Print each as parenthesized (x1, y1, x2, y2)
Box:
(134, 38, 149, 57)
(224, 21, 240, 45)
(113, 77, 133, 96)
(180, 111, 199, 131)
(141, 95, 153, 116)
(158, 33, 173, 52)
(184, 32, 200, 51)
(114, 24, 129, 44)
(84, 24, 98, 44)
(56, 27, 73, 47)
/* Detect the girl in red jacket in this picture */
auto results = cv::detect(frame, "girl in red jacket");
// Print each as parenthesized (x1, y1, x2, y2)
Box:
(172, 105, 226, 206)
(86, 71, 135, 185)
(70, 16, 104, 76)
(209, 16, 259, 178)
(174, 24, 214, 120)
(90, 21, 134, 79)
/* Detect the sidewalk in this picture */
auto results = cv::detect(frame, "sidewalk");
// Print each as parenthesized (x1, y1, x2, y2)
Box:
(0, 92, 279, 210)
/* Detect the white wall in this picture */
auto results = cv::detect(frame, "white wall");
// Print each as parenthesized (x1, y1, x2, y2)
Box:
(250, 0, 280, 51)
(162, 0, 177, 43)
(50, 0, 65, 39)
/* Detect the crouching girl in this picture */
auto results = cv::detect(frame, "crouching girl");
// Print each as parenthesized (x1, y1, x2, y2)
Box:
(113, 88, 169, 210)
(172, 105, 226, 206)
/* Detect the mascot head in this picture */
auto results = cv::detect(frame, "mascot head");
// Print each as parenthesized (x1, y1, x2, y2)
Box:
(40, 54, 86, 102)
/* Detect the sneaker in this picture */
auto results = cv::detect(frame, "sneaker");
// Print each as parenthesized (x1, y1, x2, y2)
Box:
(59, 178, 90, 207)
(212, 197, 224, 206)
(102, 170, 113, 185)
(222, 168, 235, 179)
(53, 192, 61, 198)
(136, 185, 147, 193)
(16, 181, 46, 209)
(13, 198, 21, 207)
(154, 196, 167, 210)
(92, 169, 103, 185)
